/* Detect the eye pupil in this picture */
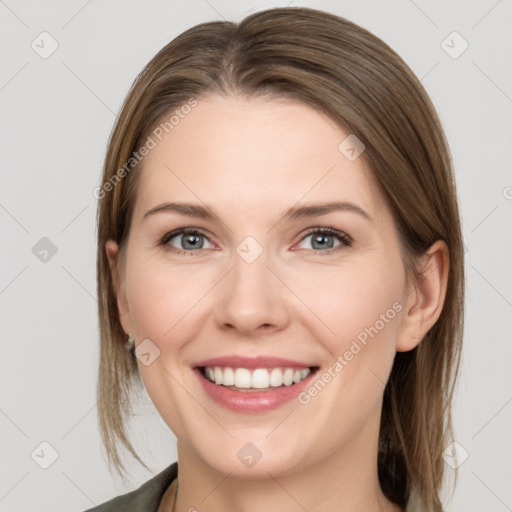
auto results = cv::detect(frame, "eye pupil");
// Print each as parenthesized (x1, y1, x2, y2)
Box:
(182, 234, 203, 250)
(312, 233, 334, 250)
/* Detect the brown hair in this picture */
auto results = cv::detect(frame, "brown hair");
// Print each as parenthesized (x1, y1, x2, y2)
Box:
(95, 7, 464, 510)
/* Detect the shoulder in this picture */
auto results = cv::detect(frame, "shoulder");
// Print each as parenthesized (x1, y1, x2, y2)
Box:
(84, 462, 178, 512)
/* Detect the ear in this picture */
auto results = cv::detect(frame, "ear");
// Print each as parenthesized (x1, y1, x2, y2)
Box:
(396, 239, 450, 352)
(105, 239, 133, 336)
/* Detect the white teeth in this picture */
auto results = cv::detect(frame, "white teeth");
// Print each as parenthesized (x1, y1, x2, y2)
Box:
(234, 368, 251, 388)
(203, 366, 312, 389)
(223, 367, 235, 386)
(269, 368, 283, 387)
(283, 368, 294, 386)
(251, 368, 270, 389)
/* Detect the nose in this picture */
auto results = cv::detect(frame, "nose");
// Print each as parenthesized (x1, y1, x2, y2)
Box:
(214, 247, 290, 338)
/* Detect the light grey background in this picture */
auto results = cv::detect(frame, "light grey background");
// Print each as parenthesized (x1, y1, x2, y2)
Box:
(1, 0, 511, 511)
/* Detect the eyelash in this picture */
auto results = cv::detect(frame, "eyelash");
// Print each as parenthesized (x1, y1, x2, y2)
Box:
(159, 226, 353, 256)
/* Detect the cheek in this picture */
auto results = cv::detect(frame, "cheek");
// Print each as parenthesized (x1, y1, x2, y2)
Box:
(292, 262, 403, 438)
(292, 258, 403, 348)
(125, 256, 214, 343)
(296, 258, 403, 412)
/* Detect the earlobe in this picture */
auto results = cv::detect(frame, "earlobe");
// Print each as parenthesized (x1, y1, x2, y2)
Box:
(396, 240, 450, 352)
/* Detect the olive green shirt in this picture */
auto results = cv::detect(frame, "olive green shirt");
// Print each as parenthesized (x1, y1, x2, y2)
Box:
(84, 462, 178, 512)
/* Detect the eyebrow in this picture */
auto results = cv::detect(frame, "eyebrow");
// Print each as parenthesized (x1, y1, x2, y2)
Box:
(143, 201, 372, 223)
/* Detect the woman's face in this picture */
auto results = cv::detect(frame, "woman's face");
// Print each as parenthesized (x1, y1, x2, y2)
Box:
(107, 95, 414, 478)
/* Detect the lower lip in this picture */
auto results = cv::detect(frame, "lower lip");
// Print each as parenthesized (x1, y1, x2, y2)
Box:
(194, 368, 316, 413)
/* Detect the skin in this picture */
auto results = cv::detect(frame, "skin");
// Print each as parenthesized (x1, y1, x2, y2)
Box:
(106, 95, 449, 512)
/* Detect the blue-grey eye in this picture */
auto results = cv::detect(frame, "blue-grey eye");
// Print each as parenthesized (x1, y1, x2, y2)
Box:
(164, 229, 213, 251)
(297, 228, 350, 251)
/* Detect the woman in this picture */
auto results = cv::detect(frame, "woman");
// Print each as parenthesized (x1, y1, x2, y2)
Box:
(88, 6, 465, 512)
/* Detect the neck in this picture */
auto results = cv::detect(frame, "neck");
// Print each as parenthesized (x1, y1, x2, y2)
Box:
(169, 411, 404, 512)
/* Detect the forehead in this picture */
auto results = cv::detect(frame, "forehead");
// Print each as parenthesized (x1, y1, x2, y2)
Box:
(132, 95, 386, 224)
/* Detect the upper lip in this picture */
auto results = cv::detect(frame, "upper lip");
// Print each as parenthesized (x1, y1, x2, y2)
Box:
(193, 355, 314, 369)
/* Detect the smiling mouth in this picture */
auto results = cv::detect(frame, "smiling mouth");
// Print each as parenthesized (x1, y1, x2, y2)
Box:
(198, 366, 318, 392)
